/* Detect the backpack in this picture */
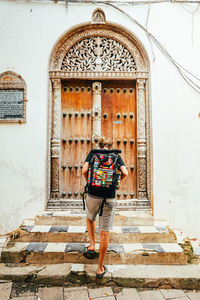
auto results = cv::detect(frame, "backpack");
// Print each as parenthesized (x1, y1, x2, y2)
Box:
(87, 149, 121, 191)
(83, 149, 121, 216)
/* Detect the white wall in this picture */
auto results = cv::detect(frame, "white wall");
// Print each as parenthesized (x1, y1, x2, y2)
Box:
(0, 0, 200, 237)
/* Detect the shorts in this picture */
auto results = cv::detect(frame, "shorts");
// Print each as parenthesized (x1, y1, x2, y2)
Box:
(86, 194, 116, 232)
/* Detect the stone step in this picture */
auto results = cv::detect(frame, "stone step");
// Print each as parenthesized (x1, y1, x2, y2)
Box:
(35, 210, 154, 226)
(1, 242, 187, 265)
(17, 225, 176, 243)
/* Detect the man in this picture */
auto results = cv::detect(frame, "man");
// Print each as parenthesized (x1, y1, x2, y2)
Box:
(82, 136, 128, 277)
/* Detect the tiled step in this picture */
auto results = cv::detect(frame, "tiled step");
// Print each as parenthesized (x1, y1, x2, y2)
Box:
(17, 225, 176, 243)
(1, 242, 187, 265)
(35, 210, 154, 226)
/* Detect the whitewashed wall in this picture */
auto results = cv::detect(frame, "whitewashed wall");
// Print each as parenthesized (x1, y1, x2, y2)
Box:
(0, 0, 200, 238)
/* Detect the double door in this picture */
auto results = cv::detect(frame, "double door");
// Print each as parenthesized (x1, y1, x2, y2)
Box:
(61, 80, 137, 200)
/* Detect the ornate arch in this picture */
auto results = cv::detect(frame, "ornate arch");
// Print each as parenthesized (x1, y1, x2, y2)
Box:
(47, 16, 152, 211)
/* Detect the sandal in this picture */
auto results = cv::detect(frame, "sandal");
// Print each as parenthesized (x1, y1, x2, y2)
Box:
(96, 265, 108, 278)
(83, 246, 99, 260)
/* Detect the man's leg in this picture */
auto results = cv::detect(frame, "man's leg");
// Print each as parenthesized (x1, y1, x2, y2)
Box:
(86, 217, 96, 251)
(97, 230, 109, 274)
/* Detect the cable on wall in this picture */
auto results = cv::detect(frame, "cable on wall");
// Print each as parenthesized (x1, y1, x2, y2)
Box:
(105, 2, 200, 94)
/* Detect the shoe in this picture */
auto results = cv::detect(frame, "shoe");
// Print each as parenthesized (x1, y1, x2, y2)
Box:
(96, 265, 108, 278)
(83, 246, 99, 260)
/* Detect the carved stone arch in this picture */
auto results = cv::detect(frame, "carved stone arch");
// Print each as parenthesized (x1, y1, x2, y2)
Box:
(49, 23, 149, 72)
(47, 20, 152, 211)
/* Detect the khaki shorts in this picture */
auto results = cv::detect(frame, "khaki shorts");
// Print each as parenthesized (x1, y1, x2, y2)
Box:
(86, 194, 116, 232)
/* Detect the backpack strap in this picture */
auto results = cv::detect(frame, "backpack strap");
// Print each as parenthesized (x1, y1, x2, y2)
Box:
(82, 183, 88, 211)
(99, 196, 106, 217)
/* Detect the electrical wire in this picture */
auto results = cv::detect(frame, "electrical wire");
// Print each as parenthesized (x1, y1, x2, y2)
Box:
(106, 2, 200, 94)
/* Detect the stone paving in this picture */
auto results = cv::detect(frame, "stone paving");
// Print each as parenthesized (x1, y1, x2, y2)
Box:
(1, 282, 200, 300)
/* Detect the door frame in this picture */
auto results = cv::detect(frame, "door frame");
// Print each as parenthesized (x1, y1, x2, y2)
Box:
(47, 16, 152, 211)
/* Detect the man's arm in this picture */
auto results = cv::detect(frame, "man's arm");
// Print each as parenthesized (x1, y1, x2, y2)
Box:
(82, 162, 89, 181)
(120, 165, 128, 181)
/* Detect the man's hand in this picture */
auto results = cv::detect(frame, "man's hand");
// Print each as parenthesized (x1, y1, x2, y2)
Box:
(120, 165, 128, 181)
(82, 162, 89, 181)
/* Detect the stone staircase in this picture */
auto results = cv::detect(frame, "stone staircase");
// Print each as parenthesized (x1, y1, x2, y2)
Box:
(1, 210, 187, 265)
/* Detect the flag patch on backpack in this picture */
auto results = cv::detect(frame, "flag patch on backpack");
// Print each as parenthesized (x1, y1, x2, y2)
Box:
(88, 151, 121, 191)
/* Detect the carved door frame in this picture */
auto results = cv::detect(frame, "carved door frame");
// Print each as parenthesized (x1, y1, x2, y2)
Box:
(47, 18, 152, 210)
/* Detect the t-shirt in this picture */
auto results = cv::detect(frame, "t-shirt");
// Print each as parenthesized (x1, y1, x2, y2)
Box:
(85, 149, 125, 198)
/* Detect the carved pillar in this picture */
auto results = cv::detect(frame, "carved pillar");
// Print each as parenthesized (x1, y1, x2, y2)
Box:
(92, 82, 102, 144)
(136, 79, 147, 199)
(51, 79, 61, 198)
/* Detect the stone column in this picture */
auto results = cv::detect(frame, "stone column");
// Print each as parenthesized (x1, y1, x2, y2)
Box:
(92, 82, 102, 144)
(51, 78, 61, 198)
(136, 79, 147, 199)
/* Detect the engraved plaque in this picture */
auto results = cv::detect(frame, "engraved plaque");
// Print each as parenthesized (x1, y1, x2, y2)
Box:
(0, 89, 24, 119)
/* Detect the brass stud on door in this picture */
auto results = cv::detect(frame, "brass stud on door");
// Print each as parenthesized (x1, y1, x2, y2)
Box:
(68, 192, 72, 197)
(130, 192, 134, 197)
(81, 112, 85, 117)
(123, 192, 127, 197)
(123, 139, 127, 145)
(130, 113, 134, 119)
(74, 165, 78, 170)
(68, 138, 73, 143)
(74, 138, 79, 143)
(117, 140, 121, 144)
(80, 138, 84, 143)
(87, 112, 91, 118)
(62, 165, 67, 170)
(68, 112, 73, 118)
(74, 192, 78, 196)
(130, 165, 135, 171)
(123, 113, 127, 119)
(62, 192, 66, 197)
(103, 113, 108, 119)
(80, 191, 84, 196)
(117, 192, 121, 197)
(130, 139, 134, 145)
(75, 112, 79, 117)
(87, 138, 91, 144)
(62, 139, 67, 144)
(68, 165, 72, 170)
(116, 113, 121, 119)
(63, 112, 67, 118)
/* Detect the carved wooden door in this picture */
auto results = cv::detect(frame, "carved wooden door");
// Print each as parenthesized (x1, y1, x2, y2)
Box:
(101, 81, 137, 200)
(61, 80, 92, 199)
(61, 80, 137, 200)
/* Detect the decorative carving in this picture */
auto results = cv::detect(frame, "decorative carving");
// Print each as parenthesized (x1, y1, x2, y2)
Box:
(61, 37, 136, 72)
(138, 192, 147, 199)
(0, 71, 27, 123)
(51, 157, 59, 195)
(50, 25, 148, 71)
(137, 79, 146, 140)
(138, 158, 146, 190)
(92, 81, 102, 95)
(51, 79, 61, 196)
(92, 8, 106, 24)
(92, 81, 102, 142)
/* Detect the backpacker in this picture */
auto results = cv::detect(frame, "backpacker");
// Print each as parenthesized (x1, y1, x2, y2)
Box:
(83, 149, 121, 216)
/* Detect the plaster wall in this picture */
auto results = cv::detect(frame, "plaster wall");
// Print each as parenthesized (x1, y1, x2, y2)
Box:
(0, 0, 200, 237)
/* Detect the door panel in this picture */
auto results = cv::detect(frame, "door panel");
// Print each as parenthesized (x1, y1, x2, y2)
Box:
(101, 81, 137, 200)
(61, 81, 92, 198)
